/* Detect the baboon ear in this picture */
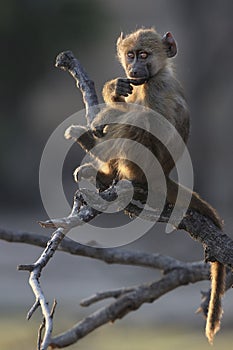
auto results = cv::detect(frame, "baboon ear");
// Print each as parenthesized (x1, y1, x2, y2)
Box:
(162, 32, 177, 58)
(117, 32, 125, 46)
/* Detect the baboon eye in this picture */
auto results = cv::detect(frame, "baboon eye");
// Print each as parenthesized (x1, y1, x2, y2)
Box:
(127, 52, 134, 59)
(139, 52, 148, 59)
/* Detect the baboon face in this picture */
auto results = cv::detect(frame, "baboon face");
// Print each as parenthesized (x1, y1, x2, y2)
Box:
(117, 28, 177, 79)
(123, 49, 153, 79)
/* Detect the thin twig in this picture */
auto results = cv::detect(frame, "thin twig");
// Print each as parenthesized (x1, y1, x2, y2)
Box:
(80, 287, 137, 306)
(37, 300, 57, 350)
(27, 299, 40, 320)
(38, 317, 46, 350)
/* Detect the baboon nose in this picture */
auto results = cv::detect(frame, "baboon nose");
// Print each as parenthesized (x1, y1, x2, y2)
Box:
(130, 69, 137, 77)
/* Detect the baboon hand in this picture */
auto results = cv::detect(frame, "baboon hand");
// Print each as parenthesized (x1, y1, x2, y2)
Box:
(115, 78, 134, 97)
(114, 78, 147, 98)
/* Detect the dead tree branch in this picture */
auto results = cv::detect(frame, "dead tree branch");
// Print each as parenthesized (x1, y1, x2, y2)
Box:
(55, 50, 99, 125)
(17, 227, 67, 350)
(1, 222, 233, 349)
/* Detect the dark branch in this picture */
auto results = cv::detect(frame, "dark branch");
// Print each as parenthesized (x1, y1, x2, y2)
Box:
(41, 184, 233, 269)
(55, 50, 99, 125)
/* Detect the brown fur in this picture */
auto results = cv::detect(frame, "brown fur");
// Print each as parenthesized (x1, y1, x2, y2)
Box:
(69, 28, 225, 342)
(205, 262, 225, 344)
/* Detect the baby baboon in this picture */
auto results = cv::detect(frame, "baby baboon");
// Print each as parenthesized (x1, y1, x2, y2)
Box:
(65, 28, 225, 343)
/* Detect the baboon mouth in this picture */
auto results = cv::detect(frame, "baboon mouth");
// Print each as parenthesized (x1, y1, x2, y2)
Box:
(129, 77, 148, 85)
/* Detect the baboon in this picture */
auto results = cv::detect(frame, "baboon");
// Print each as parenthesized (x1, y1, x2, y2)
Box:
(65, 28, 225, 343)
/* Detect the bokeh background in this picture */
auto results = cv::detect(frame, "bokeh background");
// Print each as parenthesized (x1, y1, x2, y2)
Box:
(1, 0, 233, 349)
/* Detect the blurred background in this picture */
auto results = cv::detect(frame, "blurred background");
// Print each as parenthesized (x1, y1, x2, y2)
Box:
(1, 0, 233, 349)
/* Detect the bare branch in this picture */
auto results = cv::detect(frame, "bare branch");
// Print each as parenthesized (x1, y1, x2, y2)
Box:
(17, 227, 67, 350)
(27, 300, 40, 320)
(18, 264, 35, 272)
(80, 287, 140, 307)
(2, 200, 233, 271)
(1, 223, 232, 348)
(38, 300, 57, 350)
(0, 226, 191, 270)
(82, 264, 231, 309)
(38, 318, 46, 350)
(37, 193, 233, 269)
(50, 265, 209, 348)
(55, 50, 99, 125)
